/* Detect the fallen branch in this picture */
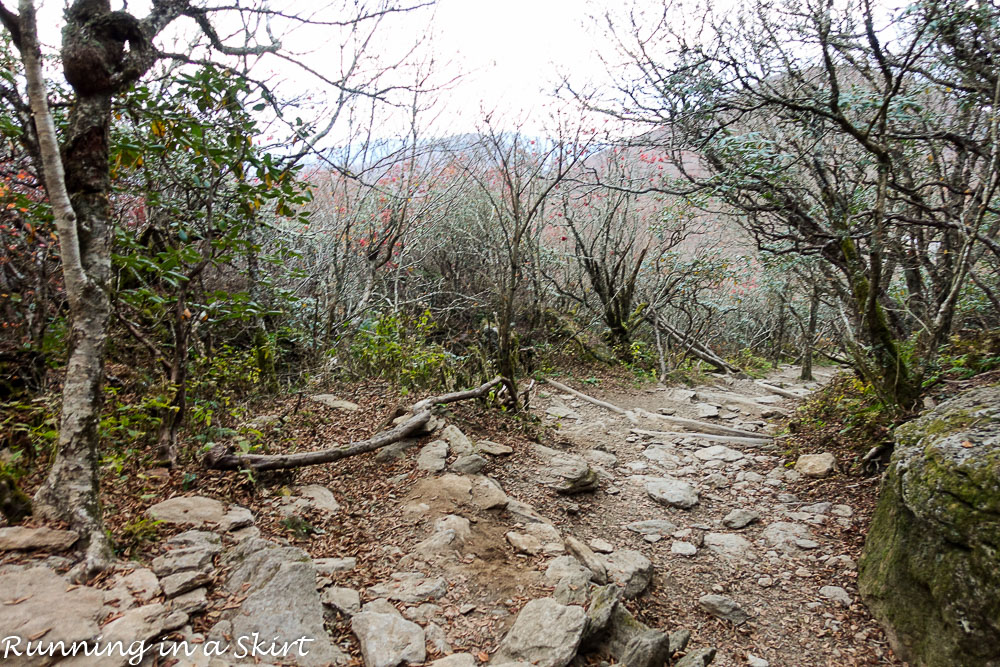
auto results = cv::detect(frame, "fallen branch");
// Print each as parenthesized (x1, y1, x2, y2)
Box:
(206, 377, 503, 471)
(754, 381, 805, 400)
(630, 428, 772, 446)
(544, 378, 635, 420)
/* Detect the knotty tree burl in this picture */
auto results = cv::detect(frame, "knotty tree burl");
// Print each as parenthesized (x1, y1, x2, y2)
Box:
(0, 0, 425, 577)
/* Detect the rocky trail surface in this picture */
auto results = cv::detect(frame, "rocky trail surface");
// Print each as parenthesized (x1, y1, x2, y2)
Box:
(0, 366, 901, 666)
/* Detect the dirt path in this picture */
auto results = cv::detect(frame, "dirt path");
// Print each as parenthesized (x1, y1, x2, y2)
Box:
(483, 365, 899, 666)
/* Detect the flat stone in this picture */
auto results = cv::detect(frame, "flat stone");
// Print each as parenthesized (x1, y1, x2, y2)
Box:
(436, 473, 473, 501)
(425, 621, 452, 654)
(168, 587, 208, 615)
(323, 586, 362, 615)
(314, 557, 357, 575)
(152, 546, 215, 577)
(603, 550, 653, 598)
(819, 585, 851, 606)
(417, 440, 449, 472)
(695, 403, 720, 418)
(99, 603, 188, 663)
(147, 496, 226, 526)
(547, 405, 582, 420)
(0, 567, 105, 651)
(506, 499, 548, 524)
(477, 440, 513, 455)
(368, 572, 448, 603)
(794, 452, 836, 477)
(645, 478, 699, 509)
(451, 454, 487, 474)
(589, 538, 615, 553)
(674, 647, 718, 667)
(748, 654, 770, 667)
(703, 533, 753, 559)
(671, 541, 697, 556)
(493, 598, 587, 667)
(352, 610, 426, 667)
(626, 519, 678, 537)
(430, 654, 476, 667)
(693, 444, 744, 462)
(722, 509, 760, 529)
(109, 567, 161, 604)
(219, 505, 254, 531)
(310, 394, 359, 411)
(564, 536, 608, 584)
(762, 521, 815, 551)
(160, 570, 211, 598)
(0, 526, 78, 551)
(507, 531, 543, 555)
(699, 593, 751, 624)
(293, 484, 341, 514)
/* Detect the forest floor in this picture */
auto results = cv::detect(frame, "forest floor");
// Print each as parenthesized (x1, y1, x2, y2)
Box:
(0, 363, 905, 666)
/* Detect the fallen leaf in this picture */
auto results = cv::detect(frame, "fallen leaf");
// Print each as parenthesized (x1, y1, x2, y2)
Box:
(28, 628, 51, 641)
(961, 440, 974, 448)
(4, 596, 30, 605)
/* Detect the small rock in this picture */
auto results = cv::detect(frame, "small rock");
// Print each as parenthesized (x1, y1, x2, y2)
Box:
(564, 536, 608, 584)
(699, 593, 751, 624)
(477, 440, 513, 455)
(819, 585, 851, 606)
(310, 394, 359, 411)
(425, 621, 453, 654)
(584, 584, 623, 639)
(323, 586, 361, 615)
(152, 546, 215, 577)
(722, 509, 760, 529)
(160, 570, 211, 598)
(674, 647, 717, 667)
(603, 550, 653, 598)
(469, 475, 509, 510)
(368, 572, 448, 603)
(757, 576, 773, 587)
(762, 521, 815, 551)
(748, 654, 770, 667)
(645, 478, 699, 509)
(589, 538, 614, 553)
(671, 541, 697, 556)
(451, 454, 487, 474)
(293, 484, 341, 514)
(219, 505, 254, 531)
(507, 531, 544, 556)
(626, 519, 677, 537)
(314, 556, 357, 575)
(429, 654, 476, 667)
(493, 598, 587, 667)
(0, 526, 78, 551)
(693, 444, 743, 462)
(621, 629, 671, 667)
(417, 440, 449, 472)
(352, 610, 426, 667)
(703, 533, 752, 559)
(695, 403, 720, 418)
(441, 425, 475, 456)
(147, 496, 226, 526)
(547, 405, 582, 420)
(794, 452, 836, 477)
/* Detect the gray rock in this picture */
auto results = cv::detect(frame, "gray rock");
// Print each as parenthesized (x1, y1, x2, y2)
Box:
(97, 603, 188, 665)
(147, 496, 226, 526)
(493, 598, 587, 667)
(693, 444, 744, 462)
(589, 538, 614, 553)
(794, 452, 836, 477)
(368, 572, 448, 603)
(703, 533, 753, 559)
(545, 556, 593, 605)
(748, 654, 770, 667)
(669, 628, 691, 654)
(674, 647, 717, 667)
(0, 526, 78, 551)
(698, 594, 750, 624)
(215, 537, 346, 665)
(314, 557, 357, 575)
(425, 621, 452, 654)
(547, 405, 581, 420)
(477, 440, 513, 455)
(160, 570, 211, 598)
(695, 403, 720, 418)
(168, 587, 208, 615)
(0, 566, 105, 658)
(646, 478, 699, 509)
(626, 519, 677, 537)
(506, 498, 549, 524)
(506, 531, 543, 556)
(762, 521, 815, 551)
(323, 586, 361, 615)
(310, 394, 359, 411)
(469, 475, 509, 510)
(293, 484, 341, 514)
(441, 425, 475, 456)
(429, 654, 476, 667)
(417, 440, 449, 472)
(620, 630, 671, 667)
(671, 541, 697, 556)
(376, 438, 420, 462)
(219, 505, 254, 531)
(584, 584, 623, 639)
(819, 585, 851, 606)
(603, 550, 653, 598)
(107, 567, 161, 605)
(451, 454, 487, 474)
(351, 610, 426, 667)
(722, 509, 760, 529)
(533, 445, 599, 494)
(152, 546, 215, 577)
(564, 536, 608, 584)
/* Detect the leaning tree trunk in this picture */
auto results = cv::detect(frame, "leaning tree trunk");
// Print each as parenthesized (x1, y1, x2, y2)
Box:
(800, 287, 819, 381)
(18, 0, 128, 578)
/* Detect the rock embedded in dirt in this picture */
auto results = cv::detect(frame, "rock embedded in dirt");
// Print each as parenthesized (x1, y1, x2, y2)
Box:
(352, 609, 426, 667)
(99, 603, 188, 665)
(429, 654, 476, 667)
(147, 495, 226, 526)
(794, 452, 837, 477)
(451, 454, 487, 474)
(314, 556, 357, 575)
(546, 555, 593, 605)
(506, 498, 549, 524)
(369, 572, 448, 603)
(477, 440, 513, 455)
(762, 521, 816, 551)
(310, 395, 359, 411)
(620, 629, 672, 667)
(645, 477, 699, 509)
(626, 519, 678, 538)
(674, 647, 718, 667)
(695, 403, 720, 418)
(292, 484, 342, 514)
(819, 585, 851, 606)
(323, 586, 362, 615)
(703, 533, 753, 559)
(417, 440, 449, 472)
(0, 566, 105, 651)
(693, 444, 744, 462)
(747, 654, 770, 667)
(698, 593, 751, 624)
(493, 598, 588, 667)
(441, 425, 475, 456)
(0, 526, 78, 551)
(603, 550, 653, 598)
(507, 531, 544, 556)
(469, 474, 509, 510)
(722, 508, 760, 529)
(376, 438, 420, 462)
(671, 541, 697, 556)
(564, 535, 609, 584)
(589, 538, 614, 553)
(533, 445, 600, 494)
(547, 405, 582, 420)
(151, 545, 216, 577)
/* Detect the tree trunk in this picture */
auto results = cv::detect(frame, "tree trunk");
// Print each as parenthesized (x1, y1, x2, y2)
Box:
(800, 287, 819, 381)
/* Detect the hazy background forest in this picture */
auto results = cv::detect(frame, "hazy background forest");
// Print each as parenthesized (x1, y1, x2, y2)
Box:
(0, 0, 998, 651)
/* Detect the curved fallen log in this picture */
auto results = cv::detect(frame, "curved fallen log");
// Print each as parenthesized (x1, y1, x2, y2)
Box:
(206, 377, 503, 471)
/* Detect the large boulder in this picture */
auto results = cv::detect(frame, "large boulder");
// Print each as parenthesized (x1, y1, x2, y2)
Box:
(859, 385, 1000, 666)
(493, 598, 587, 667)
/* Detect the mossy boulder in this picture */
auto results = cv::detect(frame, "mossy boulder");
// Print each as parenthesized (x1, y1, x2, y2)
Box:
(859, 385, 1000, 666)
